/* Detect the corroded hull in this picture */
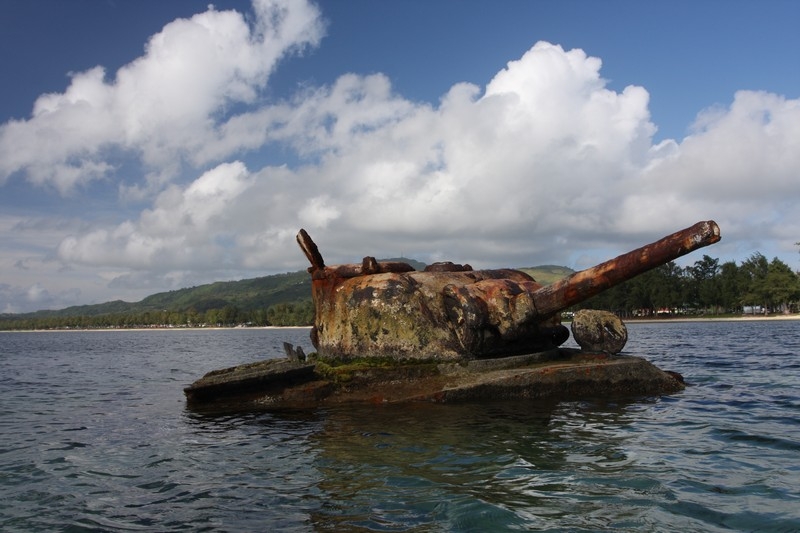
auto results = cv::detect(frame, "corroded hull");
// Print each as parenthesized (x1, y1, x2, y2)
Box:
(184, 349, 685, 412)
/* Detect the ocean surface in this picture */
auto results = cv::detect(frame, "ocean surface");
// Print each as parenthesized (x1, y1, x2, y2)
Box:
(1, 321, 799, 532)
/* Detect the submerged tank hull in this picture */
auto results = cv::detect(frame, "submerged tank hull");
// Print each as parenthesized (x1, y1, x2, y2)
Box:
(184, 221, 718, 411)
(184, 348, 685, 412)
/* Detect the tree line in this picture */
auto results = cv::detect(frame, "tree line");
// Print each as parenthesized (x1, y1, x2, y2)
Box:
(2, 252, 798, 331)
(0, 300, 315, 331)
(574, 253, 800, 317)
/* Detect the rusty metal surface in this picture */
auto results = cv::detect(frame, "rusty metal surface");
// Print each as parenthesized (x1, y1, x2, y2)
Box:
(532, 220, 721, 318)
(298, 221, 720, 361)
(570, 309, 628, 354)
(309, 268, 543, 360)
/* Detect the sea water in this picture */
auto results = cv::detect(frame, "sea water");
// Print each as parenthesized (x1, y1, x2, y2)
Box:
(1, 322, 798, 532)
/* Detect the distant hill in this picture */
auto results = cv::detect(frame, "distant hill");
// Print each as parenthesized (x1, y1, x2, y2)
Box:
(0, 260, 571, 326)
(519, 265, 575, 285)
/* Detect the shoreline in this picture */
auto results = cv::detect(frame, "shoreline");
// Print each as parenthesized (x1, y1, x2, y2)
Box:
(3, 314, 799, 333)
(619, 314, 800, 324)
(0, 325, 313, 333)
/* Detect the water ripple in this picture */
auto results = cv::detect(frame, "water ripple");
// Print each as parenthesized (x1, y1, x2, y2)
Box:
(1, 325, 799, 531)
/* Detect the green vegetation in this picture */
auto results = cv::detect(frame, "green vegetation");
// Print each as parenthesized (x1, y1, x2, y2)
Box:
(0, 270, 315, 330)
(573, 253, 800, 318)
(1, 254, 797, 331)
(519, 265, 575, 285)
(313, 356, 440, 384)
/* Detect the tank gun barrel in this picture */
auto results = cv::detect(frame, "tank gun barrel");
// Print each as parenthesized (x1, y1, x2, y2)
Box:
(531, 220, 721, 318)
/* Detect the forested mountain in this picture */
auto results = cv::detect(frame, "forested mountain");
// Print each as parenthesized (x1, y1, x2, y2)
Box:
(3, 270, 308, 320)
(518, 265, 575, 285)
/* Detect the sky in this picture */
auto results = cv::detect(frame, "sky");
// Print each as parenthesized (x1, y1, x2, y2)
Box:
(1, 0, 799, 314)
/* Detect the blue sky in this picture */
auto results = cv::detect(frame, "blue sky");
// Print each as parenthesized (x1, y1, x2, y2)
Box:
(1, 0, 799, 313)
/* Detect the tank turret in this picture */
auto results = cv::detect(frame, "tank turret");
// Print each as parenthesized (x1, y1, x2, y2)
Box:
(298, 221, 720, 361)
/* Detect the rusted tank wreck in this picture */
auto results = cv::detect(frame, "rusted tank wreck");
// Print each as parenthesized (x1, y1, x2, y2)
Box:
(185, 221, 720, 411)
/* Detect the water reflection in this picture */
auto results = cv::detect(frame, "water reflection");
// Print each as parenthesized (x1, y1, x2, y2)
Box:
(186, 397, 651, 531)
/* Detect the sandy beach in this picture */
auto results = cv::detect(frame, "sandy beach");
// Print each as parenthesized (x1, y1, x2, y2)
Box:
(622, 314, 800, 324)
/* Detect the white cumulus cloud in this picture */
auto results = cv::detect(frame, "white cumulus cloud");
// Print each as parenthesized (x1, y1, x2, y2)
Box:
(58, 161, 255, 270)
(0, 0, 324, 194)
(48, 38, 800, 278)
